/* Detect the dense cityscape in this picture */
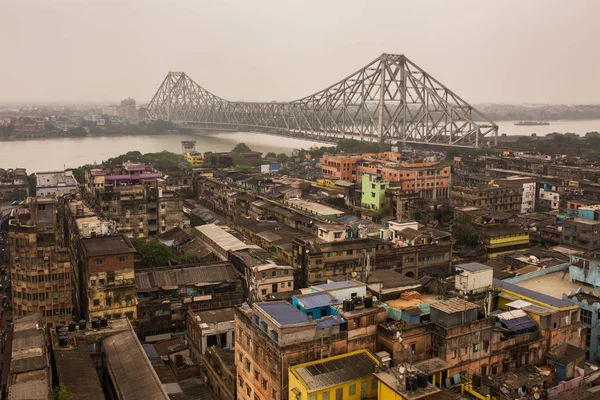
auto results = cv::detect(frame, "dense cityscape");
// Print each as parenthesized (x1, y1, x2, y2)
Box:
(2, 1, 600, 400)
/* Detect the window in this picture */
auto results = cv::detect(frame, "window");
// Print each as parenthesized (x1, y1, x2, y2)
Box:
(288, 282, 292, 287)
(349, 384, 356, 395)
(246, 385, 251, 397)
(245, 360, 250, 372)
(581, 309, 592, 325)
(272, 389, 277, 400)
(322, 392, 330, 400)
(371, 378, 378, 389)
(271, 271, 277, 277)
(93, 299, 100, 306)
(118, 256, 127, 263)
(309, 395, 317, 400)
(95, 259, 104, 266)
(280, 282, 285, 288)
(262, 289, 267, 295)
(261, 378, 267, 389)
(473, 343, 478, 353)
(105, 297, 112, 306)
(254, 370, 259, 381)
(451, 349, 457, 359)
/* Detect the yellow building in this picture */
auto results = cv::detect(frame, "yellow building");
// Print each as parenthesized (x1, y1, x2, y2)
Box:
(374, 368, 441, 400)
(185, 151, 204, 167)
(289, 350, 380, 400)
(485, 227, 530, 259)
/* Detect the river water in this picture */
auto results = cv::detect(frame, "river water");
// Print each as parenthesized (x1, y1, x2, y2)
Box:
(1, 119, 599, 173)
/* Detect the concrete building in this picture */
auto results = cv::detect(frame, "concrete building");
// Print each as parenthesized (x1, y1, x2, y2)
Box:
(561, 218, 600, 251)
(563, 288, 600, 363)
(455, 262, 494, 295)
(288, 350, 380, 400)
(135, 262, 242, 341)
(80, 235, 137, 320)
(203, 346, 236, 400)
(235, 283, 385, 400)
(186, 307, 235, 361)
(451, 184, 524, 213)
(0, 167, 28, 203)
(8, 198, 73, 326)
(361, 173, 389, 212)
(85, 162, 183, 237)
(35, 170, 78, 197)
(320, 154, 362, 182)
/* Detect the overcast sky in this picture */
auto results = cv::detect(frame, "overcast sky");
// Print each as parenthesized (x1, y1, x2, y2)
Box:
(1, 0, 599, 104)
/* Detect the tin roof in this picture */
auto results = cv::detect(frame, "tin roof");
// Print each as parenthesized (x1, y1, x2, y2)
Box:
(456, 262, 493, 273)
(135, 263, 239, 290)
(295, 293, 341, 309)
(430, 298, 479, 314)
(493, 279, 573, 309)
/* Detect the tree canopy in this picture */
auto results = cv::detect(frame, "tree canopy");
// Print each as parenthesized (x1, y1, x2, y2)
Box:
(232, 143, 252, 153)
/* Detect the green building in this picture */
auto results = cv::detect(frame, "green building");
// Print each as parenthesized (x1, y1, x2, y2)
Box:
(361, 174, 389, 211)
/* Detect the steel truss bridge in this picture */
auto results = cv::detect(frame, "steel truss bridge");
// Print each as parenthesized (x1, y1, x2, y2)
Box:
(146, 54, 497, 148)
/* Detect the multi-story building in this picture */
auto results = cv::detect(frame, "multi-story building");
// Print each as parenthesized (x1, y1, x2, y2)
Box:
(235, 281, 386, 400)
(135, 262, 242, 341)
(11, 117, 45, 132)
(320, 154, 362, 182)
(0, 167, 28, 204)
(8, 197, 73, 326)
(361, 173, 389, 211)
(561, 218, 600, 251)
(35, 170, 78, 197)
(563, 288, 600, 363)
(85, 162, 183, 237)
(80, 235, 137, 320)
(185, 151, 204, 167)
(186, 307, 236, 362)
(288, 350, 380, 400)
(118, 97, 137, 119)
(203, 346, 236, 400)
(451, 184, 524, 213)
(358, 160, 450, 199)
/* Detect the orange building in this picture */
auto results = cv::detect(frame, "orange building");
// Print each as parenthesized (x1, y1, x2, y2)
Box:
(320, 154, 362, 182)
(357, 161, 450, 199)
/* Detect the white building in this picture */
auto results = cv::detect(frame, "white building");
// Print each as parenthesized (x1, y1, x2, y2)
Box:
(36, 170, 78, 197)
(455, 262, 493, 295)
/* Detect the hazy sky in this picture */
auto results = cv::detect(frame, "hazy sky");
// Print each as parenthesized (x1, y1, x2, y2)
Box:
(2, 0, 599, 104)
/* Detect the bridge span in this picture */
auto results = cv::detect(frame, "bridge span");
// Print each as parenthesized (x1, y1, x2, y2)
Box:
(146, 54, 497, 149)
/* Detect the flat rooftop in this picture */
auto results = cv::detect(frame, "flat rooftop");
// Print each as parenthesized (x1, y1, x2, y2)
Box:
(81, 235, 135, 257)
(193, 307, 235, 324)
(493, 278, 574, 309)
(430, 298, 479, 314)
(511, 272, 588, 300)
(292, 351, 378, 392)
(311, 280, 364, 292)
(456, 262, 492, 273)
(256, 302, 309, 326)
(286, 198, 344, 216)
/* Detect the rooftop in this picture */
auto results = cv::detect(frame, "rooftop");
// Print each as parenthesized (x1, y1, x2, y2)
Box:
(291, 350, 378, 392)
(366, 270, 421, 289)
(195, 224, 251, 252)
(102, 328, 169, 400)
(135, 262, 239, 291)
(493, 278, 575, 309)
(295, 292, 341, 309)
(255, 301, 309, 326)
(286, 198, 344, 216)
(36, 170, 77, 187)
(430, 298, 479, 314)
(567, 289, 600, 306)
(456, 262, 493, 273)
(53, 343, 105, 400)
(374, 369, 442, 400)
(311, 280, 364, 292)
(510, 272, 587, 301)
(81, 235, 135, 257)
(193, 307, 235, 324)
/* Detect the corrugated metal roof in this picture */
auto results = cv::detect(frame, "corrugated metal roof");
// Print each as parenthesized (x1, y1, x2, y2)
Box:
(102, 329, 169, 400)
(135, 263, 239, 290)
(312, 280, 363, 291)
(195, 224, 249, 252)
(430, 298, 479, 314)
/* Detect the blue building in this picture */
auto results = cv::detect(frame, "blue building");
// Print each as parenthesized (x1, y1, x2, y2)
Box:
(563, 288, 600, 363)
(569, 253, 600, 288)
(292, 292, 341, 320)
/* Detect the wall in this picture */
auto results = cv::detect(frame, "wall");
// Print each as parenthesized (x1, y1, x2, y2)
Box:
(504, 262, 569, 284)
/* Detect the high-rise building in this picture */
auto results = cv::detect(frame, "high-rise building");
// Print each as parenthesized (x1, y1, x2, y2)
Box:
(8, 197, 73, 326)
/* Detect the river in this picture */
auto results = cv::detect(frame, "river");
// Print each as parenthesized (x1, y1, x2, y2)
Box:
(1, 119, 599, 173)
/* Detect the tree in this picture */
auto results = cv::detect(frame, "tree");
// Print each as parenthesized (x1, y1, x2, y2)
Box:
(131, 238, 173, 267)
(276, 153, 289, 163)
(232, 143, 251, 153)
(411, 210, 423, 222)
(53, 383, 71, 400)
(299, 181, 312, 196)
(265, 152, 277, 158)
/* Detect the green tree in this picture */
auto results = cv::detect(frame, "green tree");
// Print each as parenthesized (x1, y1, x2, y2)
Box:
(276, 153, 289, 163)
(411, 210, 423, 222)
(53, 383, 71, 400)
(131, 238, 173, 267)
(299, 181, 312, 196)
(232, 143, 251, 153)
(265, 152, 277, 158)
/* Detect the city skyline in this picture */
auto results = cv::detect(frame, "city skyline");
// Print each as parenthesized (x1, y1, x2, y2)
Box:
(1, 0, 599, 104)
